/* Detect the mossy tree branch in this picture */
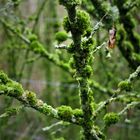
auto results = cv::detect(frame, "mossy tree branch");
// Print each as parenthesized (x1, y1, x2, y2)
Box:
(59, 0, 105, 139)
(94, 65, 140, 117)
(0, 68, 140, 138)
(0, 71, 83, 125)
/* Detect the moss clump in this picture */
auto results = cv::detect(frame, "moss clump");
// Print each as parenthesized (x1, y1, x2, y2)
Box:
(59, 0, 81, 9)
(103, 112, 119, 126)
(30, 41, 45, 54)
(73, 109, 83, 117)
(0, 72, 23, 97)
(6, 81, 24, 97)
(63, 10, 91, 35)
(118, 80, 132, 91)
(0, 71, 9, 84)
(57, 105, 73, 120)
(55, 31, 68, 43)
(26, 91, 37, 105)
(74, 10, 91, 34)
(28, 34, 38, 42)
(38, 104, 53, 115)
(63, 17, 71, 32)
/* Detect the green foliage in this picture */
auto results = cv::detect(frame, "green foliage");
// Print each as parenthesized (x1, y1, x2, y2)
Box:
(118, 80, 132, 91)
(55, 31, 68, 43)
(103, 112, 119, 126)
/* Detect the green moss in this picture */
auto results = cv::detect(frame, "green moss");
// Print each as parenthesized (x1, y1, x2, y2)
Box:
(82, 38, 94, 49)
(63, 10, 91, 35)
(63, 16, 71, 32)
(6, 81, 24, 97)
(59, 63, 70, 71)
(118, 80, 132, 91)
(0, 71, 9, 84)
(59, 0, 81, 9)
(55, 31, 68, 43)
(82, 65, 93, 78)
(30, 41, 45, 54)
(0, 85, 7, 93)
(103, 112, 119, 126)
(38, 104, 53, 115)
(57, 105, 73, 120)
(26, 91, 37, 105)
(0, 71, 24, 97)
(28, 34, 38, 42)
(83, 27, 92, 38)
(73, 109, 83, 117)
(74, 10, 91, 34)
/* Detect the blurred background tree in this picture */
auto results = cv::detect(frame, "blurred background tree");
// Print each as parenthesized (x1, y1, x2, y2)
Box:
(0, 0, 140, 140)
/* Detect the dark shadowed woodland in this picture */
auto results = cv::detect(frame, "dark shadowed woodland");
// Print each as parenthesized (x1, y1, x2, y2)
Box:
(0, 0, 140, 140)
